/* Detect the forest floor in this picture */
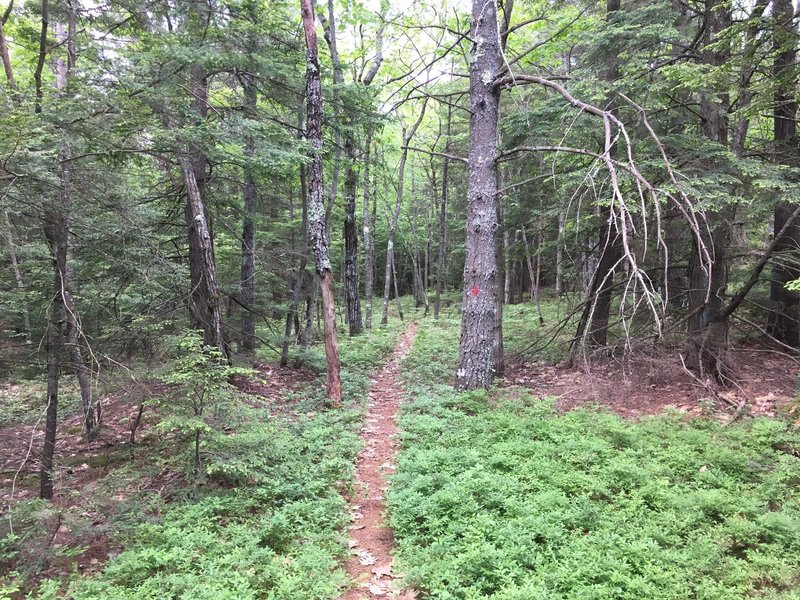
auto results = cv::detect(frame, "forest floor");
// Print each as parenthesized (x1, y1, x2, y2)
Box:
(1, 302, 799, 598)
(505, 346, 798, 420)
(387, 310, 800, 598)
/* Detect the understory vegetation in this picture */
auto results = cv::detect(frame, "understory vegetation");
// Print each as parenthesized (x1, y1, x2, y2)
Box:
(1, 321, 402, 599)
(389, 307, 800, 599)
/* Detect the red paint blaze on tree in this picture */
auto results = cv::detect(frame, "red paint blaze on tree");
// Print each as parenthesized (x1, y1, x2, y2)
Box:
(455, 0, 502, 391)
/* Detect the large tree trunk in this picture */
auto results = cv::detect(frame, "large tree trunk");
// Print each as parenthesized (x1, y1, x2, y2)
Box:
(302, 0, 342, 404)
(768, 0, 800, 348)
(239, 71, 258, 353)
(184, 61, 214, 332)
(41, 15, 72, 498)
(455, 0, 502, 390)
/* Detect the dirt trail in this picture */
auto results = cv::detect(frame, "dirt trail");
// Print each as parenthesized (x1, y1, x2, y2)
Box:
(339, 322, 418, 600)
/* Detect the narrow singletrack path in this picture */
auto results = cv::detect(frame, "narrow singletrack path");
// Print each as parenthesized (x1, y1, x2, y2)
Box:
(339, 322, 418, 600)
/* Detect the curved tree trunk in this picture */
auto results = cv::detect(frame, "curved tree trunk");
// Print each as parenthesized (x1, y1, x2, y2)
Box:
(179, 154, 227, 360)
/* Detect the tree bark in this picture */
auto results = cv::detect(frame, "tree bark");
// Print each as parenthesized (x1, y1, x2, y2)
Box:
(319, 0, 343, 236)
(343, 136, 362, 334)
(579, 0, 622, 349)
(768, 0, 800, 347)
(2, 211, 31, 343)
(455, 0, 502, 390)
(0, 1, 17, 100)
(179, 154, 227, 359)
(363, 136, 374, 330)
(382, 105, 426, 325)
(686, 0, 734, 380)
(434, 106, 451, 319)
(239, 70, 258, 353)
(41, 210, 66, 500)
(302, 0, 342, 404)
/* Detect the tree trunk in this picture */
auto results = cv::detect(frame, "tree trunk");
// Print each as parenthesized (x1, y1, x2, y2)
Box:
(392, 251, 404, 321)
(0, 1, 17, 101)
(686, 0, 733, 380)
(535, 219, 545, 324)
(179, 154, 227, 359)
(320, 0, 342, 237)
(2, 211, 31, 343)
(555, 211, 565, 296)
(382, 105, 426, 325)
(41, 213, 66, 500)
(239, 71, 258, 353)
(580, 0, 622, 349)
(302, 0, 342, 405)
(768, 0, 800, 347)
(302, 275, 319, 349)
(282, 160, 310, 366)
(343, 137, 362, 334)
(363, 136, 374, 330)
(455, 0, 502, 390)
(434, 106, 451, 319)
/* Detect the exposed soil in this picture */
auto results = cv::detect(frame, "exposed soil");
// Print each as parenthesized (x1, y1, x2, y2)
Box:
(339, 323, 418, 600)
(0, 381, 173, 505)
(504, 345, 799, 420)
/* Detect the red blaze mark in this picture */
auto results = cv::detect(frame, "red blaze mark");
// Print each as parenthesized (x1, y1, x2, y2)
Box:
(472, 286, 479, 297)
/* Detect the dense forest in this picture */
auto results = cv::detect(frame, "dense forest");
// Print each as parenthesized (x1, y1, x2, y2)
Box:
(1, 0, 800, 597)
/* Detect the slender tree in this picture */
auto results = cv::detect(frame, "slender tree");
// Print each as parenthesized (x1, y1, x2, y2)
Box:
(434, 106, 451, 319)
(382, 103, 426, 325)
(301, 0, 342, 404)
(767, 0, 800, 347)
